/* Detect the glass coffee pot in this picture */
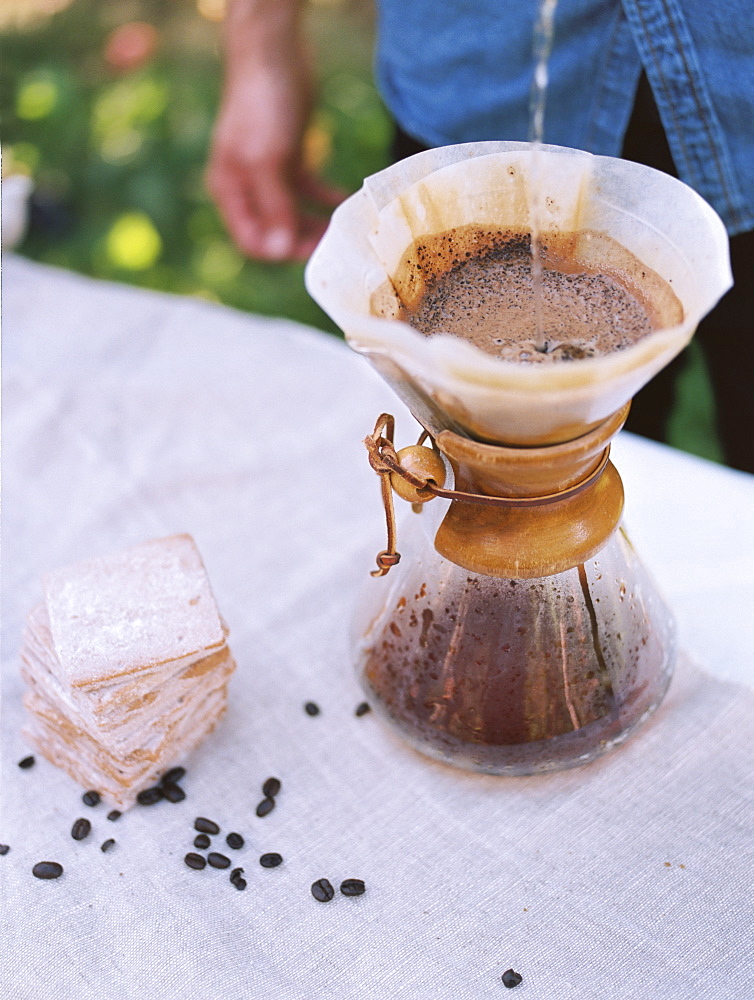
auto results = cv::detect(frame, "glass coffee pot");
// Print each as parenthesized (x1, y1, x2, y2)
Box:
(306, 142, 731, 774)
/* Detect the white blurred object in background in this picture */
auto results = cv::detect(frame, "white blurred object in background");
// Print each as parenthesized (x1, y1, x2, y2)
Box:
(1, 173, 34, 250)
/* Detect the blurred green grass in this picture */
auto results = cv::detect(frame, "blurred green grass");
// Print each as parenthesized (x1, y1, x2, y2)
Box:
(1, 0, 721, 462)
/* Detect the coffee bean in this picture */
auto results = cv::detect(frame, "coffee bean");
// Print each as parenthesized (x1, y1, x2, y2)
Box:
(184, 853, 206, 870)
(355, 702, 371, 717)
(233, 878, 247, 890)
(71, 817, 91, 841)
(207, 852, 231, 869)
(194, 817, 220, 835)
(18, 755, 35, 769)
(259, 853, 283, 869)
(161, 783, 186, 803)
(501, 969, 523, 989)
(194, 833, 211, 850)
(340, 878, 366, 897)
(100, 839, 116, 853)
(226, 832, 244, 850)
(230, 867, 245, 884)
(256, 797, 275, 818)
(137, 786, 163, 806)
(0, 844, 10, 856)
(304, 702, 320, 716)
(32, 861, 63, 879)
(82, 790, 100, 806)
(262, 777, 281, 799)
(160, 766, 186, 786)
(311, 878, 334, 902)
(107, 810, 121, 822)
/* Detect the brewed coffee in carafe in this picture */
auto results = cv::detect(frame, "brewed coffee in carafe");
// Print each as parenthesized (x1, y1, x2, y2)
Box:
(356, 522, 675, 773)
(306, 142, 731, 774)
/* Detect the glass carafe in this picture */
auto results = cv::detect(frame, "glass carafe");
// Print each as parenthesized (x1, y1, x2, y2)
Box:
(306, 141, 731, 774)
(355, 511, 674, 775)
(352, 400, 675, 774)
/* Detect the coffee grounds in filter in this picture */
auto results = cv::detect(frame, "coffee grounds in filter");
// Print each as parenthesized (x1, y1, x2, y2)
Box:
(391, 227, 682, 363)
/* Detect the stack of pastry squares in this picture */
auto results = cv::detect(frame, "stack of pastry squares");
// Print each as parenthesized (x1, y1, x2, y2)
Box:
(20, 534, 236, 808)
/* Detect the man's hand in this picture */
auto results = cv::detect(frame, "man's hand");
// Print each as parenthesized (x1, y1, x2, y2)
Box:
(206, 0, 344, 261)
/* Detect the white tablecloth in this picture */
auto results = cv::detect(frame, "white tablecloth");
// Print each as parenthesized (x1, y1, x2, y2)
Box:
(2, 256, 753, 1000)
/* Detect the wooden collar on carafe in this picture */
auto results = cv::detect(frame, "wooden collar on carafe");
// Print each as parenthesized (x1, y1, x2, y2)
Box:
(433, 403, 630, 579)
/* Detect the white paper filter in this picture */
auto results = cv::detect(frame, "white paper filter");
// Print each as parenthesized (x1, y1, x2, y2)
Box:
(306, 142, 731, 444)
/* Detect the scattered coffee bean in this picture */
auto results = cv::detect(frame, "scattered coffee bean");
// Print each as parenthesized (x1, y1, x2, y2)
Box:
(136, 786, 163, 806)
(71, 817, 91, 841)
(340, 878, 366, 897)
(107, 810, 121, 822)
(82, 790, 101, 806)
(233, 878, 247, 891)
(259, 853, 283, 869)
(207, 852, 231, 869)
(194, 833, 211, 850)
(32, 861, 63, 879)
(262, 777, 281, 799)
(100, 839, 116, 853)
(355, 702, 371, 717)
(194, 817, 220, 835)
(184, 853, 206, 870)
(226, 832, 244, 850)
(161, 783, 186, 803)
(0, 845, 10, 856)
(501, 969, 523, 989)
(230, 867, 245, 885)
(18, 755, 35, 769)
(304, 701, 320, 716)
(256, 797, 275, 818)
(311, 878, 335, 902)
(160, 766, 186, 786)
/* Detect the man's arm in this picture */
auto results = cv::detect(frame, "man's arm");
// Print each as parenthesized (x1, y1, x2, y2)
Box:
(206, 0, 343, 261)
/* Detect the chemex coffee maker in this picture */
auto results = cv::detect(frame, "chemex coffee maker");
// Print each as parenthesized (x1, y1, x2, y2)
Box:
(306, 142, 731, 775)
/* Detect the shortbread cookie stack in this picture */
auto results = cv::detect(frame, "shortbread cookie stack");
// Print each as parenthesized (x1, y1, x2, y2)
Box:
(20, 534, 236, 808)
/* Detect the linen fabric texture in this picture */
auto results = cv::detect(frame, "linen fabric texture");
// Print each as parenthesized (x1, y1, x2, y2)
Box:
(2, 257, 753, 999)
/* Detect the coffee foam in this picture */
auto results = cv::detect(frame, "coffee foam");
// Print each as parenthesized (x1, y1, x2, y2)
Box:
(373, 226, 683, 364)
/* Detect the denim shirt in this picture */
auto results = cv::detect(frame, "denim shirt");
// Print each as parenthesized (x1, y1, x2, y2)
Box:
(374, 0, 753, 236)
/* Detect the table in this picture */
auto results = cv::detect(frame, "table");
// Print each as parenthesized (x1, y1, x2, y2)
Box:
(2, 255, 753, 1000)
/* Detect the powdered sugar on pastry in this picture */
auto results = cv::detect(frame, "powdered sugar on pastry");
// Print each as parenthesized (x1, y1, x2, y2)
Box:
(19, 534, 236, 808)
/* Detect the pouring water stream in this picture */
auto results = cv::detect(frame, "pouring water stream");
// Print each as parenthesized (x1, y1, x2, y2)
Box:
(529, 0, 559, 352)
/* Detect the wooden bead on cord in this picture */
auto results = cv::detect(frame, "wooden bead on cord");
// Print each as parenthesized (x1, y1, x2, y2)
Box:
(389, 445, 446, 503)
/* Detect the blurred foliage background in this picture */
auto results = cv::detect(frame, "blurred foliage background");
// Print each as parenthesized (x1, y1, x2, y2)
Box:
(1, 0, 721, 461)
(1, 0, 388, 332)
